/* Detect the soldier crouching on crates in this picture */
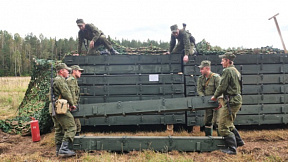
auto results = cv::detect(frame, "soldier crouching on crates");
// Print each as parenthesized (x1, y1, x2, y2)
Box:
(76, 18, 119, 55)
(165, 24, 196, 63)
(197, 60, 223, 136)
(50, 63, 77, 157)
(211, 52, 245, 155)
(67, 65, 84, 136)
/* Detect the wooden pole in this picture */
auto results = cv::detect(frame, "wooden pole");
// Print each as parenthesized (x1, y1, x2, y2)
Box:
(268, 13, 287, 53)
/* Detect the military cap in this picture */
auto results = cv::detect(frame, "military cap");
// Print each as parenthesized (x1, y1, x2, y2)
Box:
(76, 19, 85, 25)
(219, 52, 236, 61)
(198, 60, 211, 68)
(70, 65, 84, 72)
(56, 63, 71, 71)
(170, 24, 178, 33)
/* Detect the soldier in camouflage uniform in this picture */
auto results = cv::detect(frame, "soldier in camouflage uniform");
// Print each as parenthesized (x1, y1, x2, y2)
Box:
(197, 60, 222, 136)
(167, 24, 195, 63)
(67, 65, 84, 136)
(76, 19, 119, 55)
(211, 52, 245, 155)
(50, 63, 77, 157)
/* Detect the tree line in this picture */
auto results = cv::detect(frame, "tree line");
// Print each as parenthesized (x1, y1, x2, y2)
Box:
(0, 30, 169, 76)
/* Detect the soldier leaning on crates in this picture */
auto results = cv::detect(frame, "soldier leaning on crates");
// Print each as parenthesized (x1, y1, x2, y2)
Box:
(49, 63, 77, 157)
(67, 65, 84, 136)
(211, 52, 245, 155)
(76, 18, 119, 55)
(197, 60, 223, 136)
(166, 24, 196, 63)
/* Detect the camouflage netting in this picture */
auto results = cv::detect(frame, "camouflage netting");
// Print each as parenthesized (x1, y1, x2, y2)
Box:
(0, 59, 55, 135)
(68, 38, 285, 55)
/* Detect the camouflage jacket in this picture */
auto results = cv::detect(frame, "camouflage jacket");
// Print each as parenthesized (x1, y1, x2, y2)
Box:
(53, 75, 75, 106)
(78, 23, 103, 54)
(169, 29, 193, 55)
(67, 75, 80, 105)
(214, 65, 242, 105)
(197, 72, 221, 96)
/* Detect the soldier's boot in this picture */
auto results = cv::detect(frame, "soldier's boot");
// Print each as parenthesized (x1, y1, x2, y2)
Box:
(204, 126, 213, 136)
(110, 48, 119, 55)
(232, 128, 245, 147)
(56, 144, 61, 157)
(75, 132, 80, 136)
(221, 134, 237, 155)
(58, 141, 76, 157)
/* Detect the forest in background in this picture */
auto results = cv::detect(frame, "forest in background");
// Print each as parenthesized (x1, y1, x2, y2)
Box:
(0, 30, 170, 76)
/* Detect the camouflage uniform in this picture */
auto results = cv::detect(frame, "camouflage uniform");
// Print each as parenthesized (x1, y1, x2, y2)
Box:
(213, 52, 244, 155)
(213, 64, 242, 137)
(169, 24, 194, 56)
(67, 71, 81, 135)
(197, 60, 221, 136)
(76, 19, 114, 55)
(49, 75, 76, 144)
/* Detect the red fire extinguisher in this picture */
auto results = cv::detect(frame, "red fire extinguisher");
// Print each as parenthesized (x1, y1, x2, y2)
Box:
(30, 117, 41, 142)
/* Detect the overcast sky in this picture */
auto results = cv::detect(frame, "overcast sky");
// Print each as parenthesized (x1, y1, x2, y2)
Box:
(1, 0, 287, 49)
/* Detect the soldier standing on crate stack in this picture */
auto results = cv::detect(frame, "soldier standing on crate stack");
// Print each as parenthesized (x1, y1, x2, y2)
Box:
(67, 65, 84, 136)
(50, 63, 77, 157)
(197, 60, 223, 136)
(211, 52, 245, 155)
(76, 18, 119, 55)
(166, 24, 196, 63)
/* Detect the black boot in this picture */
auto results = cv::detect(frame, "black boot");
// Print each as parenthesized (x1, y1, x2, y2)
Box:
(58, 141, 76, 157)
(56, 144, 61, 157)
(204, 127, 213, 136)
(110, 48, 119, 55)
(232, 128, 245, 147)
(75, 132, 80, 136)
(221, 134, 237, 155)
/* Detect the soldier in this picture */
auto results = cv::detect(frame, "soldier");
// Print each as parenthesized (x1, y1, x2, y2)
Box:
(166, 24, 195, 63)
(67, 65, 84, 136)
(211, 52, 245, 155)
(197, 60, 222, 136)
(50, 63, 77, 157)
(76, 18, 119, 55)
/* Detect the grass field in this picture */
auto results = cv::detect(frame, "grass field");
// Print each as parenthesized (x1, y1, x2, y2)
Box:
(0, 77, 30, 120)
(0, 77, 287, 161)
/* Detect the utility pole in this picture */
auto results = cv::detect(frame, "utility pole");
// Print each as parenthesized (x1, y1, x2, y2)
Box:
(268, 13, 287, 53)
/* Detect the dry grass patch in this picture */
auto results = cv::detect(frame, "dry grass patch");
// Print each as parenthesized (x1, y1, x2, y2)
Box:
(0, 77, 30, 120)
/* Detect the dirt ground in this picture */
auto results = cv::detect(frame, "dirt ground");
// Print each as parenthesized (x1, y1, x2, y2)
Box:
(0, 127, 287, 162)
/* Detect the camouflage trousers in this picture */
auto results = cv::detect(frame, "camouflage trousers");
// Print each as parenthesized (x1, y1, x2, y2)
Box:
(204, 108, 220, 127)
(218, 103, 242, 136)
(51, 111, 76, 145)
(87, 35, 113, 54)
(74, 118, 81, 133)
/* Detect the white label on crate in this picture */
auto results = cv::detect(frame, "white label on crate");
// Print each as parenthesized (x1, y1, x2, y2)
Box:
(149, 74, 159, 82)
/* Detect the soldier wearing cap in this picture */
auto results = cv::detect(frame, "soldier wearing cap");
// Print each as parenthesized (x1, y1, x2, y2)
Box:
(167, 24, 195, 63)
(211, 52, 245, 155)
(50, 63, 77, 157)
(197, 60, 222, 136)
(67, 65, 84, 136)
(76, 19, 119, 55)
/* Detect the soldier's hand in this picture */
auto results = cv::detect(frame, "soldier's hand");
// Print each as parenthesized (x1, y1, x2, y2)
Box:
(214, 104, 222, 110)
(164, 51, 170, 55)
(183, 55, 189, 63)
(89, 40, 94, 48)
(73, 54, 79, 56)
(211, 96, 217, 101)
(70, 105, 77, 111)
